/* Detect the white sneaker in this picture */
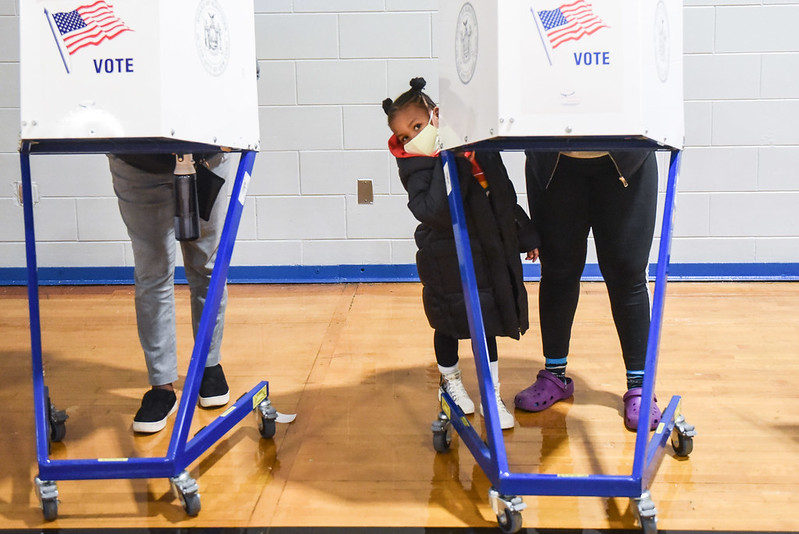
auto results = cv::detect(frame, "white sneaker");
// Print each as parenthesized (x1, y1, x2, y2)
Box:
(479, 383, 515, 430)
(439, 370, 475, 415)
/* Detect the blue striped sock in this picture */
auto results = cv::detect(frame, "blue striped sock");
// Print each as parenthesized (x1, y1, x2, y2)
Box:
(545, 357, 568, 384)
(627, 370, 645, 390)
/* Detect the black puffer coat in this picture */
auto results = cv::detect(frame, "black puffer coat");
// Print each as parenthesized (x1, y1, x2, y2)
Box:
(393, 145, 539, 340)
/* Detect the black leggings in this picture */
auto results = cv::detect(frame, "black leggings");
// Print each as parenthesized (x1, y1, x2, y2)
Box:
(434, 330, 498, 368)
(530, 154, 658, 371)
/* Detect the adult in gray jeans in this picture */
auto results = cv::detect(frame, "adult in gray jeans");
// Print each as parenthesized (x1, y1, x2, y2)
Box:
(109, 152, 232, 433)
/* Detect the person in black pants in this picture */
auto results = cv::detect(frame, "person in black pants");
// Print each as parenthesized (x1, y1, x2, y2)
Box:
(513, 150, 662, 431)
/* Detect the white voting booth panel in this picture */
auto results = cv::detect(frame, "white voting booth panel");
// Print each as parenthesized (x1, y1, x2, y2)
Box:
(19, 0, 259, 150)
(438, 0, 683, 149)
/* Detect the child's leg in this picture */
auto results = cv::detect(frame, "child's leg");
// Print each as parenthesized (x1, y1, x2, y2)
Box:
(480, 336, 515, 430)
(435, 331, 475, 414)
(434, 330, 459, 373)
(486, 335, 499, 383)
(452, 334, 499, 383)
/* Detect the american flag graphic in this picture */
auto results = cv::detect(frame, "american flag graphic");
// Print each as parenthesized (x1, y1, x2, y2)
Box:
(536, 0, 608, 49)
(51, 1, 132, 55)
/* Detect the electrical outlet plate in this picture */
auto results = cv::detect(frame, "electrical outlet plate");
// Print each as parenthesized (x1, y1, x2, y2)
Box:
(12, 181, 39, 207)
(357, 180, 373, 205)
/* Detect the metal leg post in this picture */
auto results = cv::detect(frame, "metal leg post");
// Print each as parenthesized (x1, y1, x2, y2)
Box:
(20, 143, 52, 473)
(170, 150, 257, 469)
(634, 149, 683, 486)
(440, 150, 512, 485)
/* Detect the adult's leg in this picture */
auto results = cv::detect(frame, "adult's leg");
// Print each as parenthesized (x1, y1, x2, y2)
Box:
(180, 153, 234, 368)
(514, 156, 586, 412)
(530, 156, 592, 359)
(591, 154, 658, 375)
(110, 156, 177, 386)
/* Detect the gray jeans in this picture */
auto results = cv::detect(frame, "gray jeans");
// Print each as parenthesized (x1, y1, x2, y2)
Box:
(109, 153, 233, 386)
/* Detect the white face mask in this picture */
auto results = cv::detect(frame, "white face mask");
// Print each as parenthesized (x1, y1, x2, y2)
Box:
(403, 111, 440, 156)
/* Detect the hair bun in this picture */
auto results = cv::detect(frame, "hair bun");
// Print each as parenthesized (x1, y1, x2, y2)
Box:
(409, 77, 427, 91)
(381, 98, 394, 116)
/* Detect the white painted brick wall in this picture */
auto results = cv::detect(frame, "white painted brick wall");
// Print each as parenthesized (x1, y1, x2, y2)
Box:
(0, 63, 18, 108)
(300, 151, 390, 195)
(249, 152, 300, 195)
(391, 239, 418, 264)
(759, 147, 799, 190)
(303, 239, 391, 265)
(0, 198, 23, 242)
(0, 0, 15, 16)
(339, 13, 432, 58)
(255, 196, 347, 240)
(1, 2, 798, 270)
(35, 199, 79, 242)
(35, 242, 128, 267)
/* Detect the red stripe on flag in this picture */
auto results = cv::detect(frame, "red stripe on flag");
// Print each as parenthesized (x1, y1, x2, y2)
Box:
(546, 0, 607, 49)
(63, 0, 131, 54)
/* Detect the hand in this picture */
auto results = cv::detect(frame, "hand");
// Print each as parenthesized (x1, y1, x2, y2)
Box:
(526, 249, 539, 262)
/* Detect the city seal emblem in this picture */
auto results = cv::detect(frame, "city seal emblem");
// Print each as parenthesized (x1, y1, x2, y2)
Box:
(455, 3, 478, 84)
(195, 0, 230, 76)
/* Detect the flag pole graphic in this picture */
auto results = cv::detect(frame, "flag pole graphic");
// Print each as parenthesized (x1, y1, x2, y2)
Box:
(44, 8, 71, 74)
(530, 4, 553, 66)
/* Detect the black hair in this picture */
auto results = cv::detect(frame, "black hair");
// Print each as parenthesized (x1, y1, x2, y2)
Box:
(382, 77, 437, 123)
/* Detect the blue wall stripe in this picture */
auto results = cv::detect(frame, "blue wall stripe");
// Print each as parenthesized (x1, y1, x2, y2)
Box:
(2, 263, 799, 286)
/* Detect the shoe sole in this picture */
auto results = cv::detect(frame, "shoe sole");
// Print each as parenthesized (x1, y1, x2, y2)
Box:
(438, 390, 475, 415)
(132, 400, 178, 434)
(478, 404, 515, 430)
(198, 391, 230, 408)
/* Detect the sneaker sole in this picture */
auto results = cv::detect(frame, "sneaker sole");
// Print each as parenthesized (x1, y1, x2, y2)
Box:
(198, 391, 229, 408)
(478, 404, 515, 430)
(438, 390, 475, 415)
(132, 399, 178, 434)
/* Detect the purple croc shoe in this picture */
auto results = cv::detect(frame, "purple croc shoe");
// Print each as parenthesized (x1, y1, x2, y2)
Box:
(622, 387, 662, 431)
(514, 369, 574, 412)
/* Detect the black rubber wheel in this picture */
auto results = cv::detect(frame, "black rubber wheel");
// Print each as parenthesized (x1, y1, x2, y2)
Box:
(672, 433, 693, 457)
(432, 424, 452, 453)
(258, 415, 276, 439)
(46, 392, 66, 443)
(182, 492, 201, 517)
(49, 420, 66, 443)
(497, 508, 523, 533)
(41, 498, 58, 521)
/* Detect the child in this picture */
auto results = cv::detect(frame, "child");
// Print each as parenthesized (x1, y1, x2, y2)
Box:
(383, 78, 540, 430)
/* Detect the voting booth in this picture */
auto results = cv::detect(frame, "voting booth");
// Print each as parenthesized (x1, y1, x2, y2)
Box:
(438, 0, 683, 150)
(19, 0, 273, 521)
(431, 2, 692, 533)
(19, 0, 259, 149)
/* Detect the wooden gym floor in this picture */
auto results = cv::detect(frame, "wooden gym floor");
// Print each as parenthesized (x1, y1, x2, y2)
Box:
(0, 281, 797, 532)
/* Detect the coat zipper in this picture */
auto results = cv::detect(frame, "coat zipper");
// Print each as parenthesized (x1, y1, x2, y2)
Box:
(608, 153, 628, 187)
(545, 153, 562, 189)
(548, 153, 628, 188)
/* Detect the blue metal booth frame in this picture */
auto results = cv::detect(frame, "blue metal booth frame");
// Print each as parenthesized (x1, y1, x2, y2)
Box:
(19, 139, 277, 521)
(434, 136, 696, 534)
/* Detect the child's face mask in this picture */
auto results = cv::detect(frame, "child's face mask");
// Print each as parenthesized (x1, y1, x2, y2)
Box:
(404, 110, 440, 157)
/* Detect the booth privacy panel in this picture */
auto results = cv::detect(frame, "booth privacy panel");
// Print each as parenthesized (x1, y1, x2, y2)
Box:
(19, 0, 259, 150)
(438, 0, 684, 150)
